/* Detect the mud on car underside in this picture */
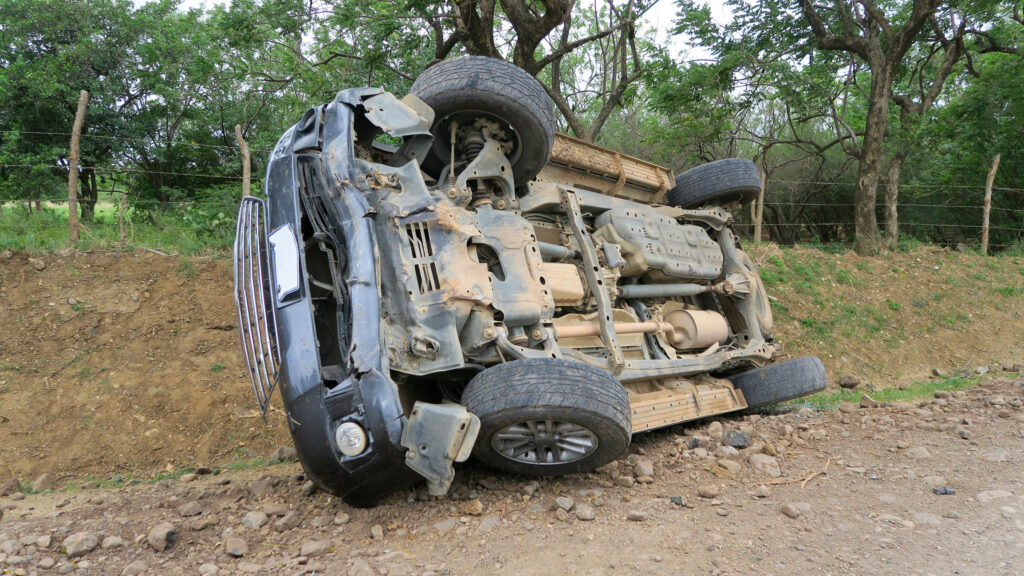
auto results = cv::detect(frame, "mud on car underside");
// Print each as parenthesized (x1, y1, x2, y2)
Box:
(234, 56, 827, 507)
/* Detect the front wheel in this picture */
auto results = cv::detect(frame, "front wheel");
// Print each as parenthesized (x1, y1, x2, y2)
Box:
(462, 358, 631, 476)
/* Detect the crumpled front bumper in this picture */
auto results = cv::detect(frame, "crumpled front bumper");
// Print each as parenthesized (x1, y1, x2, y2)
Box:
(233, 95, 417, 507)
(233, 88, 482, 506)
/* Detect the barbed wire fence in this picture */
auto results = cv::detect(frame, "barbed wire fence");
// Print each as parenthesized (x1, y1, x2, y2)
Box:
(1, 124, 1023, 253)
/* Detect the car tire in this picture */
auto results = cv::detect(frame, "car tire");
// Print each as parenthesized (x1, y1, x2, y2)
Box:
(666, 158, 761, 209)
(729, 356, 829, 410)
(462, 358, 631, 476)
(411, 55, 556, 185)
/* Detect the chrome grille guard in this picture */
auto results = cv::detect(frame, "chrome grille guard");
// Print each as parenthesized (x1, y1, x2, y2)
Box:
(233, 196, 280, 416)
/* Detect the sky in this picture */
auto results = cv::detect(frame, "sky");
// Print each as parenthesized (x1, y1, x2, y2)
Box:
(134, 0, 732, 62)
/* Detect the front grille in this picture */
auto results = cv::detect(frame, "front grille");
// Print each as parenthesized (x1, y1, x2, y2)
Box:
(405, 222, 440, 294)
(233, 197, 280, 416)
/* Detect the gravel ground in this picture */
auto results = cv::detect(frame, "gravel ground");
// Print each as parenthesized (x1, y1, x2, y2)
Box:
(2, 375, 1023, 576)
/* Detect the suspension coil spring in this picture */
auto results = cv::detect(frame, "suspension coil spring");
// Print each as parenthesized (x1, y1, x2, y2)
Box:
(463, 130, 485, 162)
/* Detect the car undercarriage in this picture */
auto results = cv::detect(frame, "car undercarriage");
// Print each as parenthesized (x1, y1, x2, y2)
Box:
(234, 56, 827, 506)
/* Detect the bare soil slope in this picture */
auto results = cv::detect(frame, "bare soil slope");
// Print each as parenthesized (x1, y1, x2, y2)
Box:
(0, 250, 290, 482)
(0, 245, 1021, 483)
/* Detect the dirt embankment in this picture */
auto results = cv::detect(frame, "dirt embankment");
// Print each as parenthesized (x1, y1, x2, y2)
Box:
(0, 245, 1021, 482)
(0, 250, 289, 483)
(748, 244, 1024, 385)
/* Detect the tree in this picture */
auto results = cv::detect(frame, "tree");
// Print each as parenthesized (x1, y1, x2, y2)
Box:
(670, 0, 1020, 254)
(320, 0, 654, 141)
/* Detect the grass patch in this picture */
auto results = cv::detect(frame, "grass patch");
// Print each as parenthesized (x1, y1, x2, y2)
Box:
(786, 376, 980, 410)
(0, 203, 233, 256)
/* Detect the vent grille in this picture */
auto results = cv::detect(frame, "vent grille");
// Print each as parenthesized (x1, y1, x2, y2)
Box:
(406, 222, 440, 294)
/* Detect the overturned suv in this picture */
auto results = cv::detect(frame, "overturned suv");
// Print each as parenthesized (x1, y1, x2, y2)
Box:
(234, 56, 827, 506)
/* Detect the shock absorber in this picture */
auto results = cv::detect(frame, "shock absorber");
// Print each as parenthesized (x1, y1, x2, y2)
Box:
(463, 129, 485, 162)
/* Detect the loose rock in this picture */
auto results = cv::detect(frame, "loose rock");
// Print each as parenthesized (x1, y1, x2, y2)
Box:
(178, 501, 203, 517)
(101, 536, 126, 550)
(707, 421, 723, 440)
(269, 445, 298, 463)
(461, 499, 484, 516)
(241, 511, 268, 528)
(147, 522, 176, 552)
(697, 485, 720, 499)
(248, 479, 276, 499)
(749, 454, 782, 477)
(0, 478, 20, 496)
(274, 510, 301, 531)
(30, 473, 54, 492)
(224, 537, 249, 557)
(575, 503, 595, 521)
(300, 540, 331, 557)
(839, 375, 860, 389)
(633, 460, 654, 478)
(717, 459, 742, 475)
(860, 394, 879, 409)
(301, 480, 317, 497)
(627, 510, 648, 522)
(781, 502, 810, 519)
(62, 532, 99, 558)
(554, 496, 575, 512)
(906, 446, 931, 459)
(370, 525, 384, 541)
(615, 475, 635, 488)
(722, 430, 749, 449)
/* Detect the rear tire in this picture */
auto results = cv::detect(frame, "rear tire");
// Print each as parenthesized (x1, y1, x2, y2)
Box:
(667, 158, 761, 209)
(462, 358, 631, 476)
(729, 356, 828, 409)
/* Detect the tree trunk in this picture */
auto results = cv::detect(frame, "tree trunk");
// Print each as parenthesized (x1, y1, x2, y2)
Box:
(981, 154, 1001, 255)
(80, 169, 98, 222)
(883, 155, 904, 251)
(754, 170, 766, 242)
(853, 73, 892, 255)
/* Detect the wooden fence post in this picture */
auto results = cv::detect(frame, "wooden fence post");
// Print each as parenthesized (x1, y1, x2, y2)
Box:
(753, 170, 766, 243)
(118, 192, 127, 245)
(67, 90, 89, 243)
(235, 124, 251, 198)
(981, 154, 1000, 255)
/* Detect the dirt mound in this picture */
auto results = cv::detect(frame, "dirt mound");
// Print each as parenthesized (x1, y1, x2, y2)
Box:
(0, 246, 1021, 483)
(748, 244, 1024, 385)
(0, 250, 289, 483)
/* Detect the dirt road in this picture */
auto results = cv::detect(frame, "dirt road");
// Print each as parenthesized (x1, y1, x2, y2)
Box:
(2, 375, 1022, 575)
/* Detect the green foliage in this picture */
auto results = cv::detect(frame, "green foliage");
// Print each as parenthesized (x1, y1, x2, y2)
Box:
(0, 0, 1020, 253)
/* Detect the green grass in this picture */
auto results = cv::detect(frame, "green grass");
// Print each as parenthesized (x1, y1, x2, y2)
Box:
(785, 376, 980, 410)
(0, 203, 233, 256)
